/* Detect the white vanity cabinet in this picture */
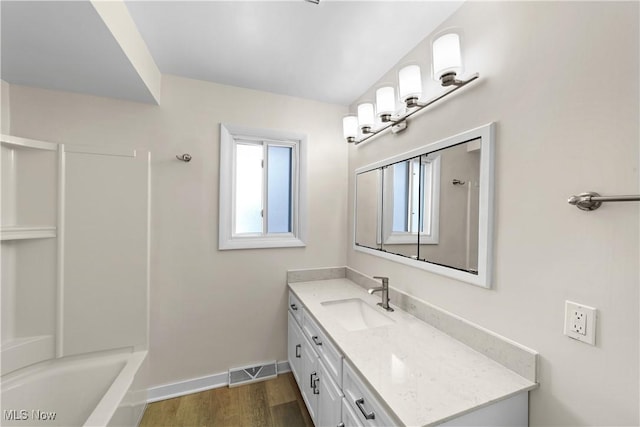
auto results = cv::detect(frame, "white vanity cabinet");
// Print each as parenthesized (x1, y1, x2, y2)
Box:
(288, 280, 537, 427)
(287, 293, 398, 427)
(288, 294, 344, 426)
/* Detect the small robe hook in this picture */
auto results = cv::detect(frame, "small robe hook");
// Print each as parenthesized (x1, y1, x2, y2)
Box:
(176, 153, 192, 162)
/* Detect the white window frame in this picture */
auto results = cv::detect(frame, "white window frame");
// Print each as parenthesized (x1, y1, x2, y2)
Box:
(219, 124, 307, 250)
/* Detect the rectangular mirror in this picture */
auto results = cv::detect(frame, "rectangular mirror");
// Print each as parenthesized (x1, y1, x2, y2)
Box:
(353, 123, 494, 288)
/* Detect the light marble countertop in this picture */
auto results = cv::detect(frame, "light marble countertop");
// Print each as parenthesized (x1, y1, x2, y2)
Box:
(289, 278, 538, 427)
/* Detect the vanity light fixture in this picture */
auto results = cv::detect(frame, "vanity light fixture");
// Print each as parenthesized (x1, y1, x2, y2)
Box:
(398, 65, 423, 108)
(343, 115, 358, 143)
(357, 103, 375, 134)
(432, 32, 464, 87)
(375, 86, 396, 123)
(343, 30, 479, 145)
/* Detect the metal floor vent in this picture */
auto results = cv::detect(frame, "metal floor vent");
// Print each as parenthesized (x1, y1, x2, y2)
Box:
(228, 361, 277, 387)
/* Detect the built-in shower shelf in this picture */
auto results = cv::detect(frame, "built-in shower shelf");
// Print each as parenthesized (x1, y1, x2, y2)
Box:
(1, 226, 57, 241)
(1, 134, 59, 151)
(1, 335, 55, 376)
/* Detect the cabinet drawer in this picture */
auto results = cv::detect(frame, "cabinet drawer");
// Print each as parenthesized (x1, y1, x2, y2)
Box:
(342, 361, 396, 427)
(288, 291, 303, 325)
(302, 308, 343, 387)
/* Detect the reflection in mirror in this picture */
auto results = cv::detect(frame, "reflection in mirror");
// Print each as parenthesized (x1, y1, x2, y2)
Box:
(381, 155, 441, 259)
(352, 123, 494, 287)
(355, 168, 381, 250)
(417, 141, 480, 273)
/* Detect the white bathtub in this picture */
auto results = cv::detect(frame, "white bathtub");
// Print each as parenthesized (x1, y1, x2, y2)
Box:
(1, 349, 147, 427)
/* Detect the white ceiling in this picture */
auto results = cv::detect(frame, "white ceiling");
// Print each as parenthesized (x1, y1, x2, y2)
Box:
(2, 1, 463, 106)
(1, 1, 158, 103)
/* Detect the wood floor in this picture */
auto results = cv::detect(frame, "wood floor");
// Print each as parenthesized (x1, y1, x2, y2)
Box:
(139, 372, 314, 427)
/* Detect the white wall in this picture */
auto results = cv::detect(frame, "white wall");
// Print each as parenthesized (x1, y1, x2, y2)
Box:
(7, 74, 348, 388)
(347, 2, 639, 426)
(62, 150, 149, 357)
(5, 2, 638, 425)
(1, 80, 9, 134)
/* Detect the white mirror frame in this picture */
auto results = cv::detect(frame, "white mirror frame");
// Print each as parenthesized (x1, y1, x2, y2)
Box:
(353, 122, 495, 288)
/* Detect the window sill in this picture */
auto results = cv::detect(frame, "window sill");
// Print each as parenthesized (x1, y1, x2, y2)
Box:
(219, 235, 306, 250)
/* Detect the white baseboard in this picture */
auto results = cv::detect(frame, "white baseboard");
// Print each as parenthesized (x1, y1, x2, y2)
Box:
(276, 360, 290, 375)
(146, 361, 290, 403)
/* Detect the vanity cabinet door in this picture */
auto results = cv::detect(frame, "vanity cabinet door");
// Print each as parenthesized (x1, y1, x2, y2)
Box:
(316, 360, 343, 427)
(300, 336, 319, 423)
(287, 312, 304, 384)
(302, 308, 343, 387)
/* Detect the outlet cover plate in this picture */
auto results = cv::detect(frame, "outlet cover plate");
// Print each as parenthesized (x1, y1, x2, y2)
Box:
(564, 300, 597, 345)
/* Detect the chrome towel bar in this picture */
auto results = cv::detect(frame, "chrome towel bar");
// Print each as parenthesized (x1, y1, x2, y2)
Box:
(568, 191, 640, 211)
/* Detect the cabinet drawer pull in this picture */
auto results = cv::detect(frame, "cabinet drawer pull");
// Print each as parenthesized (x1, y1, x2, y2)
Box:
(295, 344, 301, 358)
(355, 398, 375, 420)
(312, 335, 323, 346)
(290, 303, 298, 311)
(337, 424, 345, 427)
(313, 377, 320, 394)
(310, 372, 317, 388)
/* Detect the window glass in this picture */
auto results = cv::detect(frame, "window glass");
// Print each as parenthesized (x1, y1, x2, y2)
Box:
(392, 161, 409, 232)
(235, 143, 263, 234)
(267, 145, 292, 233)
(392, 159, 424, 233)
(409, 159, 420, 233)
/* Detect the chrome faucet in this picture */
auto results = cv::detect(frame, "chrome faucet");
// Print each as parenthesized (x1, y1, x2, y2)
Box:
(369, 276, 394, 312)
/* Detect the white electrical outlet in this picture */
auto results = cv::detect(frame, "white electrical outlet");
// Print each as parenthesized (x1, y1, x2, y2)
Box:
(570, 310, 587, 335)
(564, 301, 597, 345)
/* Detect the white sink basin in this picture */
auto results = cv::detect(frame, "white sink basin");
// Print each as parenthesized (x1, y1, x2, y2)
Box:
(320, 298, 395, 331)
